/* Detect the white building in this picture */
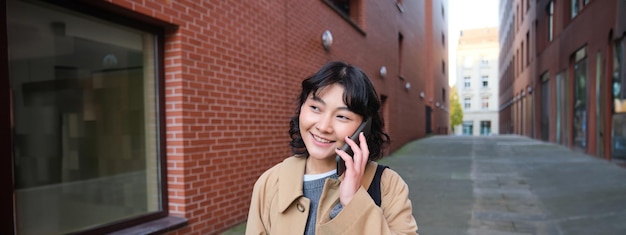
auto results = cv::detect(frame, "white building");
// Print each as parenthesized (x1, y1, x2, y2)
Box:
(454, 27, 499, 136)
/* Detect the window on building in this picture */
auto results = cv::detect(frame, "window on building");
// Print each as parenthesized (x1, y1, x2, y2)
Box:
(573, 47, 588, 148)
(482, 76, 489, 87)
(323, 0, 364, 28)
(480, 121, 492, 135)
(398, 33, 404, 79)
(442, 88, 446, 102)
(513, 13, 517, 32)
(526, 31, 530, 65)
(441, 3, 445, 17)
(464, 98, 471, 109)
(519, 41, 524, 70)
(516, 4, 519, 31)
(613, 36, 626, 113)
(482, 97, 489, 109)
(548, 0, 554, 42)
(463, 121, 473, 135)
(6, 0, 169, 234)
(442, 60, 446, 75)
(571, 0, 581, 19)
(442, 33, 446, 47)
(464, 76, 471, 88)
(612, 37, 626, 158)
(480, 59, 489, 66)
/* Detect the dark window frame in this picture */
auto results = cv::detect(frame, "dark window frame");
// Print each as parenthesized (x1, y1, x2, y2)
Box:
(547, 0, 554, 42)
(322, 0, 366, 35)
(2, 0, 184, 234)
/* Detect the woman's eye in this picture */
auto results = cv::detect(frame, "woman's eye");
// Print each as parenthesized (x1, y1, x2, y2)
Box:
(337, 115, 350, 120)
(310, 105, 320, 112)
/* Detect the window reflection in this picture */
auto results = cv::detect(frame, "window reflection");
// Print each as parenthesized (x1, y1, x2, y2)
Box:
(8, 0, 161, 234)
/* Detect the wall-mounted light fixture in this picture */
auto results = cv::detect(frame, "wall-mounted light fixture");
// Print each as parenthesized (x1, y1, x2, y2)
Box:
(322, 30, 333, 51)
(420, 92, 425, 98)
(528, 86, 533, 94)
(379, 66, 387, 79)
(435, 102, 440, 107)
(405, 82, 411, 90)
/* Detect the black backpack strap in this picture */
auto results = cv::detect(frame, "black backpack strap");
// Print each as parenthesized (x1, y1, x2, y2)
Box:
(367, 164, 389, 207)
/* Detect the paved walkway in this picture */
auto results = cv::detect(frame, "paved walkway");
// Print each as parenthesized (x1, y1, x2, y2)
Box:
(379, 135, 626, 235)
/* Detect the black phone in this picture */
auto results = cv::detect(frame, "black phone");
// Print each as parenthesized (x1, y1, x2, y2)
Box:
(336, 117, 372, 176)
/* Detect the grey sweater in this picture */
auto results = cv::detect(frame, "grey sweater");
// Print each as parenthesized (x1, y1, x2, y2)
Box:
(303, 174, 340, 235)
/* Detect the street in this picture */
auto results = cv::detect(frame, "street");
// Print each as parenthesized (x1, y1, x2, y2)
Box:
(380, 135, 626, 235)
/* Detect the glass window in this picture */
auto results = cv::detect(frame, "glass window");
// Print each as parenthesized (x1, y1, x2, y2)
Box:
(541, 72, 551, 141)
(464, 76, 471, 88)
(464, 98, 471, 109)
(548, 1, 554, 42)
(571, 0, 580, 18)
(526, 31, 530, 65)
(462, 121, 473, 135)
(573, 47, 587, 149)
(612, 38, 626, 159)
(7, 0, 163, 234)
(482, 97, 489, 109)
(614, 39, 626, 113)
(323, 0, 364, 27)
(441, 2, 445, 17)
(480, 121, 491, 135)
(442, 33, 445, 47)
(482, 76, 489, 87)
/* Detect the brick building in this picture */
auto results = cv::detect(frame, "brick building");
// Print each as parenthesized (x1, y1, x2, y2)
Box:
(498, 0, 626, 160)
(1, 0, 448, 234)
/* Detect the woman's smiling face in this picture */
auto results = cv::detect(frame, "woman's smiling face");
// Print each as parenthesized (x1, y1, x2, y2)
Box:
(299, 84, 363, 161)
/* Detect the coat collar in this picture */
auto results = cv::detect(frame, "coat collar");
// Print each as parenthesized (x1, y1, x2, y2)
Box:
(277, 156, 307, 213)
(276, 155, 379, 213)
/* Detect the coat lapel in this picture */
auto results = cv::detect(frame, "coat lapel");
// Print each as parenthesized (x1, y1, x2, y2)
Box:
(277, 156, 306, 213)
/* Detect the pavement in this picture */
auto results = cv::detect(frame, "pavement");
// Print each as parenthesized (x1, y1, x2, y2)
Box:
(222, 135, 626, 235)
(379, 135, 626, 235)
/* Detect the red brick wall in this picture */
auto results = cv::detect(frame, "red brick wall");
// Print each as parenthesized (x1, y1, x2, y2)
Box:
(103, 0, 444, 234)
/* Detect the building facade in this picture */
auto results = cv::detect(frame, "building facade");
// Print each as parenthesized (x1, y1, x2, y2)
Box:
(455, 27, 500, 136)
(1, 0, 448, 234)
(498, 0, 626, 160)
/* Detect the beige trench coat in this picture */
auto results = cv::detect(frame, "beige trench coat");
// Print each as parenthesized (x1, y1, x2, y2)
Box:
(245, 156, 418, 235)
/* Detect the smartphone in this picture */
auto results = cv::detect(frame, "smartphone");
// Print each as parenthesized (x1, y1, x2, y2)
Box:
(336, 117, 372, 176)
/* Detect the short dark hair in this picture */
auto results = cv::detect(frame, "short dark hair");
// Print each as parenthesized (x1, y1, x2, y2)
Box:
(289, 61, 390, 161)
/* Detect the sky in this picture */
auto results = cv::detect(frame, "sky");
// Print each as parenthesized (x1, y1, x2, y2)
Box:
(448, 0, 500, 86)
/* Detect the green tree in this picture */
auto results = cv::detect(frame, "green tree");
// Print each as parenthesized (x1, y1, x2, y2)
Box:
(449, 86, 463, 133)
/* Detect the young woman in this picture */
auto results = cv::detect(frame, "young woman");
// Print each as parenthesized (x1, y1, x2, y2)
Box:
(246, 61, 418, 235)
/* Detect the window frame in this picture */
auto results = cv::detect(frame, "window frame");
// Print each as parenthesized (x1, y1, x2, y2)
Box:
(480, 120, 491, 135)
(482, 96, 490, 109)
(2, 0, 183, 234)
(322, 0, 366, 34)
(547, 0, 554, 42)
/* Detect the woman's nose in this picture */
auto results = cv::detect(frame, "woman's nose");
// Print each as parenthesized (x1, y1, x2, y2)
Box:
(315, 115, 333, 133)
